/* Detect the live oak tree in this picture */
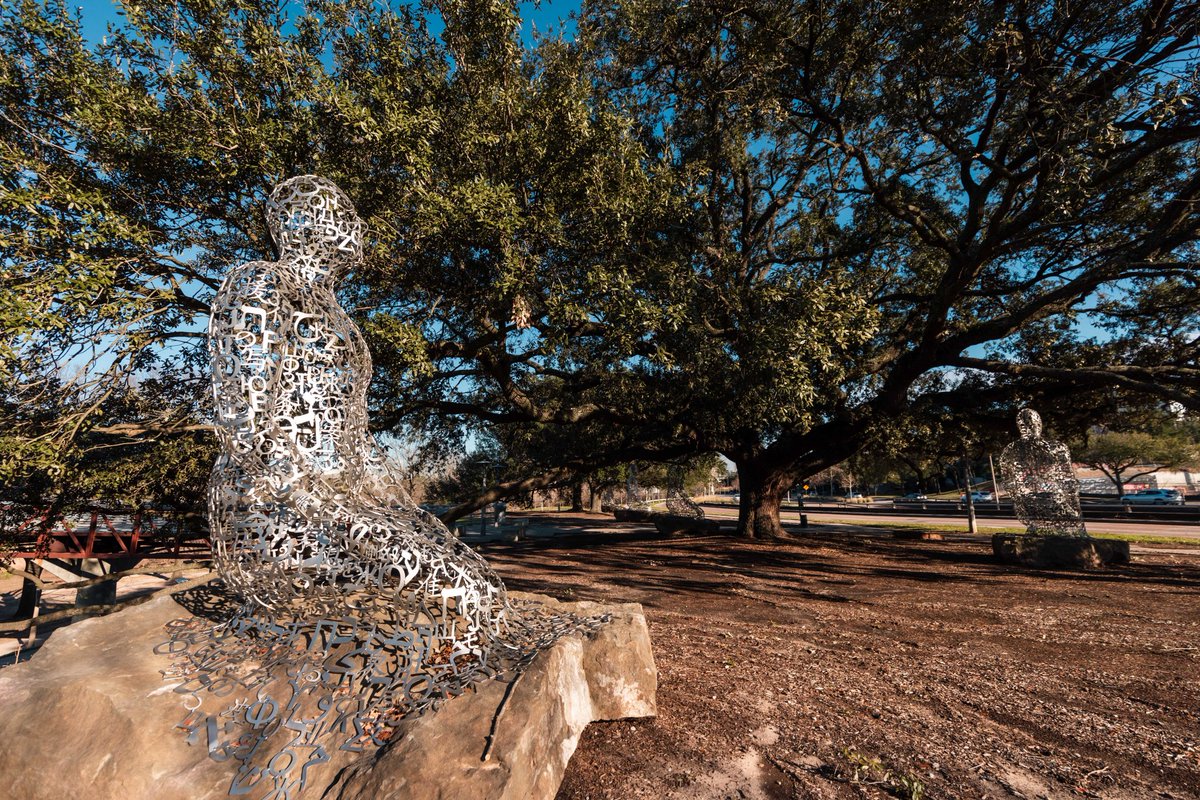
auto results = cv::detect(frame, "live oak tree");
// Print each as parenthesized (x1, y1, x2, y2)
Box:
(359, 3, 714, 517)
(2, 0, 671, 513)
(4, 0, 1199, 541)
(0, 0, 452, 503)
(1076, 429, 1199, 497)
(561, 0, 1200, 537)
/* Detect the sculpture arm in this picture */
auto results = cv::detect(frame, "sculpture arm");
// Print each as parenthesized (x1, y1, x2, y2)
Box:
(359, 441, 415, 506)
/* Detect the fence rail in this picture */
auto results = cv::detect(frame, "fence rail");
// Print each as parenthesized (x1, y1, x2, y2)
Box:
(1, 505, 211, 561)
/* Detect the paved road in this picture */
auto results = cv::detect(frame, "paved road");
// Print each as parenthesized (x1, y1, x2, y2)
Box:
(698, 503, 1200, 538)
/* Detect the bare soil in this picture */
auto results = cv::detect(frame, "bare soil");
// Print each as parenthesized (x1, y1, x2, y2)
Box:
(3, 512, 1197, 799)
(478, 512, 1200, 800)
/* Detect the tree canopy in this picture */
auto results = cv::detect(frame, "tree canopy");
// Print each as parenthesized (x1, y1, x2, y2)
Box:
(2, 0, 447, 492)
(511, 0, 1199, 535)
(1076, 421, 1200, 496)
(2, 0, 1198, 538)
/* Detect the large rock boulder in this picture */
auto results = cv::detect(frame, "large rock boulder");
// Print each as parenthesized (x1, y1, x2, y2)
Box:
(0, 590, 656, 800)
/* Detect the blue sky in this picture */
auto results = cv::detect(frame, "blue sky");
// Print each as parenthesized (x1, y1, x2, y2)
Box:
(75, 0, 583, 48)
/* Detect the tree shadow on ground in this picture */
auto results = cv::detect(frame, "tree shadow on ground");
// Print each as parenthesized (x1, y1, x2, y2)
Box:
(480, 517, 1200, 610)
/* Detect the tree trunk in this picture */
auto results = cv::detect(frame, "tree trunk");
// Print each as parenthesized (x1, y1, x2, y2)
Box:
(15, 563, 40, 620)
(898, 457, 926, 494)
(570, 482, 585, 512)
(1107, 467, 1125, 498)
(733, 458, 790, 539)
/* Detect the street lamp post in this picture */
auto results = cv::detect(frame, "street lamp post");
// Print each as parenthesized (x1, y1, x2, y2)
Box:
(476, 458, 501, 536)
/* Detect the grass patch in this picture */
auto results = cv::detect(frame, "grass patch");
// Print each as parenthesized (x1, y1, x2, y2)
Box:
(802, 517, 1027, 535)
(794, 517, 1200, 546)
(1089, 532, 1200, 546)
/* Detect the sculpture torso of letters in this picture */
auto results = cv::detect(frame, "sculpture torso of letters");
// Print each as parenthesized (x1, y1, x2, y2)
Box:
(162, 177, 598, 800)
(624, 463, 652, 511)
(999, 408, 1088, 537)
(206, 175, 503, 620)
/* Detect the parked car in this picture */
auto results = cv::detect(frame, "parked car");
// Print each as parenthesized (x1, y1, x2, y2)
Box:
(1122, 488, 1184, 506)
(959, 491, 994, 502)
(901, 492, 928, 500)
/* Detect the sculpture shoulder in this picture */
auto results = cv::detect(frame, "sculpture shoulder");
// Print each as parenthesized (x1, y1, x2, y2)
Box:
(1001, 438, 1073, 469)
(998, 441, 1022, 467)
(1045, 439, 1073, 459)
(213, 260, 283, 303)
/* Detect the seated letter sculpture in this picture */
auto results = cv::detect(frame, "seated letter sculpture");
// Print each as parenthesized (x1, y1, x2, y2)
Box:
(998, 408, 1088, 537)
(162, 176, 598, 799)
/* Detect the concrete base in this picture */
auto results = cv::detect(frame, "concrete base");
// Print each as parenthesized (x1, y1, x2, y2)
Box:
(613, 508, 654, 523)
(612, 508, 721, 535)
(26, 556, 142, 609)
(992, 534, 1130, 569)
(651, 513, 722, 536)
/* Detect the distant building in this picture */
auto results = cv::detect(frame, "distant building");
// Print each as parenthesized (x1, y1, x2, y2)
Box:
(1074, 466, 1196, 494)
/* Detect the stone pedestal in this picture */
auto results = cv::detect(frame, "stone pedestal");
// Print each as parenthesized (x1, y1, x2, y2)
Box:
(0, 591, 656, 800)
(992, 534, 1130, 569)
(650, 513, 722, 536)
(612, 508, 721, 535)
(612, 508, 654, 523)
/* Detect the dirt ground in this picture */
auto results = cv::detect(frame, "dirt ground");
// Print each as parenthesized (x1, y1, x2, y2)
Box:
(477, 513, 1200, 800)
(2, 512, 1198, 799)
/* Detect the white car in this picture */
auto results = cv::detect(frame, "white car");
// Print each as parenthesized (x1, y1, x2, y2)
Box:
(1122, 489, 1184, 506)
(959, 491, 994, 502)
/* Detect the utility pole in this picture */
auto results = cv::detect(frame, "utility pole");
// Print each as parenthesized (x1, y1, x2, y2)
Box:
(478, 458, 501, 535)
(962, 456, 978, 534)
(988, 453, 1001, 510)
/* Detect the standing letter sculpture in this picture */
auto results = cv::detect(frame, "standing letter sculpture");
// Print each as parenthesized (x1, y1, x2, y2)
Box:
(160, 176, 600, 799)
(624, 463, 652, 511)
(665, 465, 705, 519)
(998, 408, 1088, 537)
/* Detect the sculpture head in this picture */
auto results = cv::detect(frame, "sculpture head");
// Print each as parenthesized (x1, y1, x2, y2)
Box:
(1016, 407, 1043, 439)
(266, 175, 364, 281)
